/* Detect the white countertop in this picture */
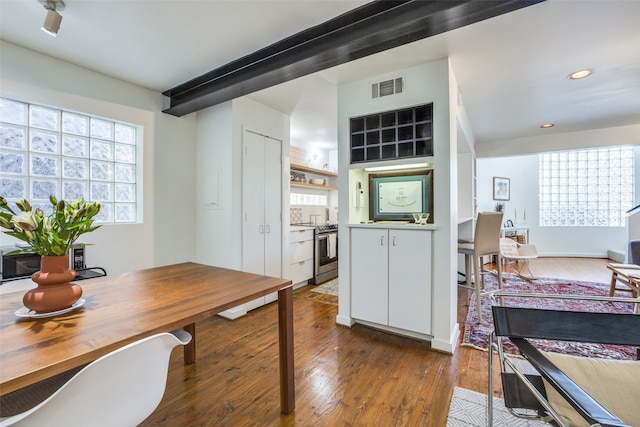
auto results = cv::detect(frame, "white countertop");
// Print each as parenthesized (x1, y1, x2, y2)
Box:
(348, 222, 437, 230)
(290, 225, 315, 231)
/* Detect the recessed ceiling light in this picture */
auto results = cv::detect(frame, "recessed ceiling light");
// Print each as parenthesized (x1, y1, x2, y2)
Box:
(568, 69, 593, 80)
(540, 123, 554, 129)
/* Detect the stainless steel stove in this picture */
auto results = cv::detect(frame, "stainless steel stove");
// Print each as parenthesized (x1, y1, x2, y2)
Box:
(311, 223, 338, 284)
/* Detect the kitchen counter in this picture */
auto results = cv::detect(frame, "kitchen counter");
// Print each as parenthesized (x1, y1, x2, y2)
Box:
(290, 224, 315, 231)
(348, 222, 438, 231)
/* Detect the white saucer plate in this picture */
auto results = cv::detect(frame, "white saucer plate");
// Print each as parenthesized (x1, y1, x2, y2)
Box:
(15, 298, 86, 319)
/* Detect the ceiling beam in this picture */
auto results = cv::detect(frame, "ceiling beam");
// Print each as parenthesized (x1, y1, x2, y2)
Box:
(163, 0, 544, 117)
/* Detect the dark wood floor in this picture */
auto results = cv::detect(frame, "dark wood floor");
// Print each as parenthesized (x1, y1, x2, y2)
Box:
(140, 257, 613, 426)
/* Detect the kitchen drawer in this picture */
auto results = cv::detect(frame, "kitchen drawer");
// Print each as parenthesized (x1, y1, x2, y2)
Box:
(289, 240, 313, 263)
(289, 229, 314, 243)
(289, 258, 313, 283)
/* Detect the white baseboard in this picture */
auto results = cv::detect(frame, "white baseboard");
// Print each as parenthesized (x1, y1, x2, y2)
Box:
(536, 253, 611, 258)
(218, 306, 247, 320)
(431, 325, 460, 355)
(335, 314, 354, 327)
(607, 249, 626, 263)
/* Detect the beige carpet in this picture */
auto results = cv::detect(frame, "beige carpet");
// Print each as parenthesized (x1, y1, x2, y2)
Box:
(311, 277, 338, 296)
(446, 387, 549, 427)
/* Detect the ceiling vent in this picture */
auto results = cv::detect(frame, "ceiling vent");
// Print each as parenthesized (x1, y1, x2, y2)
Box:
(372, 78, 403, 98)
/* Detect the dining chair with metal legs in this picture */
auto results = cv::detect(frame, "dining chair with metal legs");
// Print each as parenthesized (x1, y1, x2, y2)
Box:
(458, 211, 504, 323)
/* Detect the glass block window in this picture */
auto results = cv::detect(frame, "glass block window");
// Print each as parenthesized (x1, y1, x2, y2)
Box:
(290, 193, 328, 206)
(539, 146, 634, 227)
(0, 97, 140, 223)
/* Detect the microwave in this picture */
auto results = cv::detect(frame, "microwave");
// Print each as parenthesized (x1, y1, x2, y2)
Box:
(1, 244, 86, 282)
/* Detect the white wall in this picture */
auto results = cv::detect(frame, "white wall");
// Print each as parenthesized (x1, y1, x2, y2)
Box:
(477, 124, 640, 158)
(477, 144, 640, 257)
(337, 58, 460, 353)
(195, 97, 290, 270)
(0, 41, 196, 276)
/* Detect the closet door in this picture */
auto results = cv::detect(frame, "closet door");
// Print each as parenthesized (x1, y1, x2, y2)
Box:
(263, 136, 282, 279)
(242, 130, 267, 276)
(242, 130, 282, 281)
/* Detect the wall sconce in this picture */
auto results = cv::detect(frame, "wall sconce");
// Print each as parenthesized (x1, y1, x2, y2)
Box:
(39, 0, 65, 37)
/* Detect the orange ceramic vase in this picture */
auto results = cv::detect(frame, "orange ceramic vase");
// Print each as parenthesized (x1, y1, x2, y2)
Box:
(23, 255, 82, 313)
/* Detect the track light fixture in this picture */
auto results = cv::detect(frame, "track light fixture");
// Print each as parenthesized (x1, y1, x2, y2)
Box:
(39, 0, 65, 37)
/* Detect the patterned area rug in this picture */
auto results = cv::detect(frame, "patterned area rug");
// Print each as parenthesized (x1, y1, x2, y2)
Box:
(447, 387, 548, 426)
(311, 278, 338, 296)
(462, 274, 638, 360)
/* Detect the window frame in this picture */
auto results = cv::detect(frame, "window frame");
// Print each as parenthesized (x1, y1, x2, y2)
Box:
(538, 146, 634, 227)
(0, 97, 142, 224)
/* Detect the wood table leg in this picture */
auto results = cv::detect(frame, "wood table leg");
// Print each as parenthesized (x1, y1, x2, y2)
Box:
(278, 286, 295, 414)
(183, 323, 196, 364)
(608, 272, 618, 297)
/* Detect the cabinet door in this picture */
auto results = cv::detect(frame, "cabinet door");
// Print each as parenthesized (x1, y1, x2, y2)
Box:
(388, 230, 432, 334)
(351, 228, 388, 325)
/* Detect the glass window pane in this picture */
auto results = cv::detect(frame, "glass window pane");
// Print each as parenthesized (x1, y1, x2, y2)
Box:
(0, 177, 26, 198)
(115, 203, 136, 222)
(31, 179, 58, 200)
(91, 182, 113, 201)
(90, 140, 113, 160)
(115, 124, 135, 144)
(0, 99, 28, 125)
(0, 125, 26, 149)
(115, 144, 135, 163)
(95, 203, 113, 222)
(115, 164, 135, 183)
(90, 161, 113, 181)
(63, 181, 88, 200)
(0, 150, 25, 174)
(31, 130, 59, 154)
(62, 112, 89, 136)
(31, 155, 59, 177)
(91, 118, 114, 140)
(63, 136, 88, 158)
(30, 105, 60, 131)
(115, 183, 136, 202)
(63, 158, 88, 180)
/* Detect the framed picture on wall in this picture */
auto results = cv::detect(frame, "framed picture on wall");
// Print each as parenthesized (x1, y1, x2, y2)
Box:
(368, 169, 434, 222)
(493, 177, 510, 201)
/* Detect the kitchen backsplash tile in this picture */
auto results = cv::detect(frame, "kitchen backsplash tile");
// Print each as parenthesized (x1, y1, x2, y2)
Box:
(290, 208, 303, 224)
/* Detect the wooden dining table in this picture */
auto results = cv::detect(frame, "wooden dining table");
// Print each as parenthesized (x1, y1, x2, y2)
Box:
(0, 262, 295, 414)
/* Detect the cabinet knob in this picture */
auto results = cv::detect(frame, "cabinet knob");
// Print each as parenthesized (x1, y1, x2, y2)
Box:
(299, 261, 305, 265)
(380, 236, 384, 246)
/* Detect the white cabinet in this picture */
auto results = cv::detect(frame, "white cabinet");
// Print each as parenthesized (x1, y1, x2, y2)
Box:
(351, 227, 432, 335)
(287, 228, 314, 285)
(242, 130, 282, 310)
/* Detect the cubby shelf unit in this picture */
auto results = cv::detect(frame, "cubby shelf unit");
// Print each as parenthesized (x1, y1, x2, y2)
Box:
(350, 103, 433, 164)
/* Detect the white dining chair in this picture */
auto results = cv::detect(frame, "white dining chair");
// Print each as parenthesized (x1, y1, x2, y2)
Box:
(458, 211, 504, 322)
(499, 237, 538, 279)
(0, 329, 191, 427)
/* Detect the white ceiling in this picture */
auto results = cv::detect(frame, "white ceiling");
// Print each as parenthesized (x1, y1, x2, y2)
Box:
(1, 0, 639, 153)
